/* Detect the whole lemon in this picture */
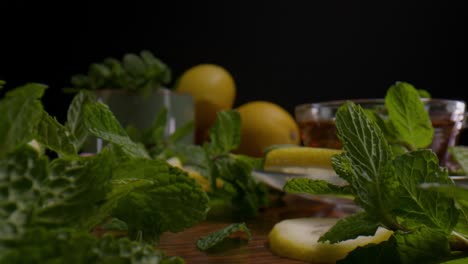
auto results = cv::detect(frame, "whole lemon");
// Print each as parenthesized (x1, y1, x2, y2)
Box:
(235, 101, 301, 157)
(175, 64, 236, 144)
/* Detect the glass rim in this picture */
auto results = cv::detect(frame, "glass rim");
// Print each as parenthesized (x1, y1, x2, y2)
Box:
(295, 98, 467, 112)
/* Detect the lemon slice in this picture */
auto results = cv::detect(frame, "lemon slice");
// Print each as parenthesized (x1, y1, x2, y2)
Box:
(268, 217, 393, 263)
(263, 146, 344, 185)
(264, 146, 342, 170)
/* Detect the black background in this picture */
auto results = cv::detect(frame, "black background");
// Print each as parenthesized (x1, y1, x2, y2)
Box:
(1, 1, 467, 143)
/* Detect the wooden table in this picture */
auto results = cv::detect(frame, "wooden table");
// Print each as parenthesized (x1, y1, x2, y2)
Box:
(159, 195, 355, 264)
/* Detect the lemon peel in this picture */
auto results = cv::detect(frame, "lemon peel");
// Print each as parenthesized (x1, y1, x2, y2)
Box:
(264, 146, 342, 170)
(268, 217, 393, 263)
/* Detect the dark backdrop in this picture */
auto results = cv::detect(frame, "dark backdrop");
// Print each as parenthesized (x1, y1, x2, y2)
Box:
(1, 1, 467, 143)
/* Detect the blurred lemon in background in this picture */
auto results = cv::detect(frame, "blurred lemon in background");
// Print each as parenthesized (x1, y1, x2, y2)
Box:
(235, 101, 301, 157)
(175, 64, 236, 144)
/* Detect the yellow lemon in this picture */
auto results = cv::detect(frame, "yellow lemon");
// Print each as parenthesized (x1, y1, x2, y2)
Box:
(175, 64, 236, 144)
(264, 146, 342, 170)
(235, 101, 300, 157)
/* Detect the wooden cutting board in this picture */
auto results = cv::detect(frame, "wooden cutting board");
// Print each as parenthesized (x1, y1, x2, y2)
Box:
(159, 195, 355, 264)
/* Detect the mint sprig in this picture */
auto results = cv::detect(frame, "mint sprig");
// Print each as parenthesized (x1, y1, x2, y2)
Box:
(65, 91, 96, 150)
(166, 110, 269, 219)
(1, 228, 184, 264)
(0, 82, 211, 262)
(284, 96, 465, 263)
(392, 150, 458, 233)
(196, 223, 252, 251)
(335, 102, 400, 230)
(385, 82, 434, 150)
(70, 50, 172, 95)
(449, 146, 468, 174)
(0, 83, 46, 157)
(83, 102, 149, 158)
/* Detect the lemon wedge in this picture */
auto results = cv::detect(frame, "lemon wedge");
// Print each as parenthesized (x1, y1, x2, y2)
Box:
(264, 146, 342, 170)
(268, 217, 393, 263)
(262, 147, 344, 187)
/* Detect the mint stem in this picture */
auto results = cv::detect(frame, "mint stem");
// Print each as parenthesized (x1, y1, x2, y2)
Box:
(449, 231, 468, 252)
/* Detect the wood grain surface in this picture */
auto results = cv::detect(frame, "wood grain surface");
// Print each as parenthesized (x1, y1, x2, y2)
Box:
(159, 195, 356, 264)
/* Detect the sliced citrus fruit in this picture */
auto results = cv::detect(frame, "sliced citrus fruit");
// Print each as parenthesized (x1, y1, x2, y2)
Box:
(264, 146, 342, 170)
(268, 217, 393, 263)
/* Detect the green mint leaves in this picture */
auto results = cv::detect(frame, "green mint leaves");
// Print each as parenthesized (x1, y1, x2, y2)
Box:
(284, 178, 350, 196)
(420, 184, 468, 238)
(283, 81, 464, 263)
(334, 102, 399, 229)
(319, 212, 379, 243)
(0, 83, 46, 157)
(36, 110, 78, 157)
(110, 158, 209, 239)
(71, 50, 172, 95)
(0, 83, 213, 263)
(392, 150, 458, 233)
(207, 110, 242, 155)
(166, 110, 269, 220)
(65, 91, 95, 150)
(83, 102, 149, 158)
(450, 146, 468, 174)
(1, 228, 184, 264)
(385, 82, 434, 150)
(205, 111, 268, 219)
(196, 223, 252, 251)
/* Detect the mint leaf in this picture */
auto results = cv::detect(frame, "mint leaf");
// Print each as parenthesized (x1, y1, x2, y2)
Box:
(392, 150, 458, 233)
(196, 223, 252, 251)
(441, 256, 468, 264)
(0, 228, 182, 264)
(331, 153, 354, 183)
(65, 91, 96, 151)
(0, 145, 49, 240)
(420, 183, 468, 236)
(101, 218, 128, 232)
(168, 121, 194, 144)
(335, 102, 399, 229)
(319, 212, 379, 243)
(36, 110, 77, 157)
(418, 89, 431, 98)
(395, 227, 450, 264)
(35, 153, 112, 230)
(450, 146, 468, 174)
(168, 144, 210, 177)
(212, 156, 266, 218)
(337, 236, 400, 264)
(339, 228, 451, 264)
(148, 107, 168, 143)
(208, 110, 241, 155)
(419, 183, 468, 201)
(110, 158, 209, 239)
(123, 53, 146, 78)
(232, 154, 264, 170)
(71, 50, 171, 94)
(0, 83, 46, 157)
(385, 82, 434, 149)
(83, 102, 149, 158)
(284, 178, 350, 196)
